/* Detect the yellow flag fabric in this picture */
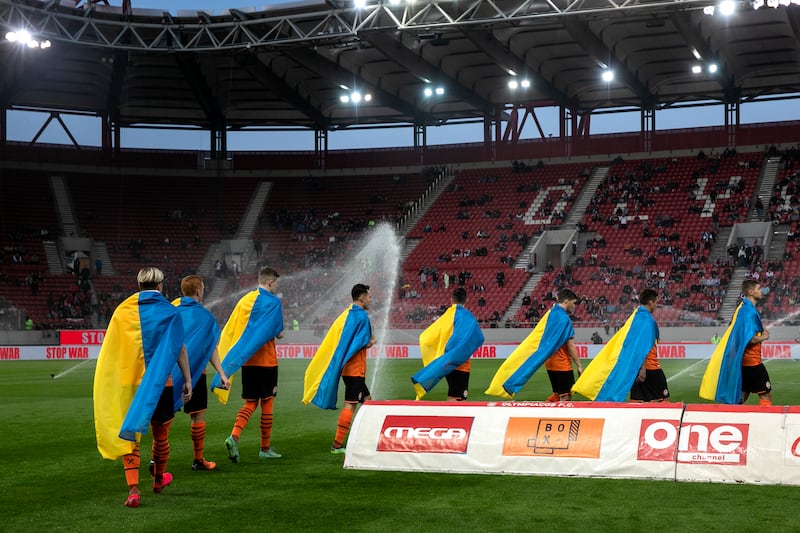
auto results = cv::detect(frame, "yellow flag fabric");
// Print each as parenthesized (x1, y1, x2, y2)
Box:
(93, 294, 144, 459)
(211, 288, 284, 404)
(484, 305, 573, 399)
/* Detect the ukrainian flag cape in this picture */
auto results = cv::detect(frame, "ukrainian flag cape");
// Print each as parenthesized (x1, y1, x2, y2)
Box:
(302, 305, 372, 410)
(572, 306, 658, 401)
(699, 299, 762, 404)
(411, 304, 485, 399)
(93, 291, 184, 460)
(210, 288, 283, 404)
(171, 297, 221, 410)
(485, 304, 574, 399)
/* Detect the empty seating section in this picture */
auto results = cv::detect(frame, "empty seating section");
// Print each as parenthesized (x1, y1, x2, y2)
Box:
(514, 153, 760, 327)
(397, 163, 590, 327)
(70, 174, 253, 278)
(0, 173, 63, 326)
(254, 173, 431, 270)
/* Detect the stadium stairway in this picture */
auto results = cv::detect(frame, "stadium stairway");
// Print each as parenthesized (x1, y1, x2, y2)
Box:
(719, 269, 749, 321)
(49, 176, 80, 238)
(397, 169, 456, 236)
(501, 272, 544, 325)
(94, 242, 114, 275)
(43, 241, 63, 274)
(749, 157, 781, 222)
(513, 165, 608, 272)
(563, 165, 609, 227)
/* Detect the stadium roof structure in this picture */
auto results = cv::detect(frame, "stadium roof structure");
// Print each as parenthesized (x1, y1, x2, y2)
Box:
(1, 0, 800, 148)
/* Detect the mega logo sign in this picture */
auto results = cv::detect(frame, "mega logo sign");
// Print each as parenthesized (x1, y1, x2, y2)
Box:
(502, 417, 604, 458)
(638, 420, 749, 465)
(377, 415, 473, 454)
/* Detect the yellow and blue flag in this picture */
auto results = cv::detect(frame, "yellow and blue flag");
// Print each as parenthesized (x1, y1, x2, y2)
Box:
(572, 306, 658, 401)
(302, 305, 372, 410)
(210, 287, 283, 404)
(93, 291, 184, 460)
(699, 299, 762, 404)
(485, 304, 574, 399)
(411, 304, 484, 399)
(171, 296, 221, 410)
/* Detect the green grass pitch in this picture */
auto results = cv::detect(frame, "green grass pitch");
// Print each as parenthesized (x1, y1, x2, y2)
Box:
(1, 358, 798, 532)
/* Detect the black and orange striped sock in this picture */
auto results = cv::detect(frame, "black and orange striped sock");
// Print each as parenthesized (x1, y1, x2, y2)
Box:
(123, 443, 140, 488)
(151, 421, 172, 478)
(191, 421, 206, 461)
(260, 397, 274, 451)
(333, 407, 354, 448)
(232, 400, 258, 441)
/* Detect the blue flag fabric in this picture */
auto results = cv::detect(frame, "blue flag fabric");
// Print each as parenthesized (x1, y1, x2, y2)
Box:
(171, 296, 221, 411)
(572, 306, 659, 402)
(501, 304, 574, 397)
(118, 291, 185, 442)
(302, 305, 373, 410)
(699, 299, 762, 404)
(209, 287, 284, 402)
(411, 304, 484, 398)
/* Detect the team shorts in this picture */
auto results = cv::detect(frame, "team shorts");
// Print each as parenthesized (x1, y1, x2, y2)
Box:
(742, 364, 771, 395)
(151, 386, 176, 424)
(629, 369, 669, 402)
(445, 370, 470, 400)
(547, 370, 576, 394)
(241, 365, 278, 399)
(183, 373, 208, 414)
(343, 375, 370, 403)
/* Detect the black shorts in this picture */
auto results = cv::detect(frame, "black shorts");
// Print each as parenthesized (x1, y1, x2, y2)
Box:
(630, 369, 670, 402)
(342, 375, 370, 403)
(742, 364, 771, 395)
(547, 370, 576, 394)
(241, 365, 278, 400)
(445, 370, 470, 400)
(151, 386, 175, 424)
(183, 373, 208, 414)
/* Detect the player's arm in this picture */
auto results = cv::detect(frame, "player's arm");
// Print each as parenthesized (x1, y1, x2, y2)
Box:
(564, 338, 582, 375)
(276, 330, 285, 339)
(366, 336, 377, 349)
(177, 344, 192, 401)
(208, 346, 230, 390)
(748, 329, 769, 344)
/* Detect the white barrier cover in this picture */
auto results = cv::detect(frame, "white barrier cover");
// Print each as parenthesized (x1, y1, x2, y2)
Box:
(344, 400, 684, 480)
(782, 407, 800, 486)
(674, 404, 786, 485)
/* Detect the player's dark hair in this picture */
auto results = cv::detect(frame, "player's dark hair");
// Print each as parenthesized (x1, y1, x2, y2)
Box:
(452, 288, 467, 304)
(351, 283, 370, 301)
(639, 288, 658, 306)
(557, 288, 577, 303)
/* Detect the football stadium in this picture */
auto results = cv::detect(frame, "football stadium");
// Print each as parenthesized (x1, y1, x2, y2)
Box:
(2, 0, 800, 530)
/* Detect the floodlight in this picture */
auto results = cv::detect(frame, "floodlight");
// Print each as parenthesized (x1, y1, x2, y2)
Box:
(424, 87, 433, 97)
(508, 80, 519, 90)
(692, 65, 702, 74)
(708, 63, 718, 73)
(340, 95, 350, 103)
(520, 79, 531, 88)
(602, 70, 614, 82)
(719, 0, 736, 15)
(435, 86, 444, 95)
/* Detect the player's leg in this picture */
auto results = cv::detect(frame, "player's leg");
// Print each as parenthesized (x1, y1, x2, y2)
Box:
(150, 386, 175, 493)
(257, 365, 281, 458)
(226, 367, 259, 463)
(332, 377, 370, 453)
(445, 370, 469, 401)
(186, 374, 216, 470)
(122, 443, 141, 507)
